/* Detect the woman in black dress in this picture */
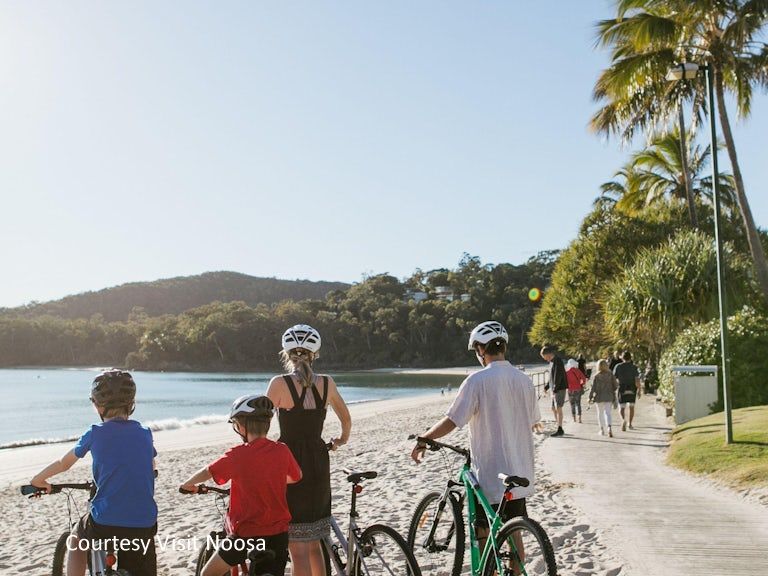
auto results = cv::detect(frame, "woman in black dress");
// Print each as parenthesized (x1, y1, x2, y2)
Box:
(266, 324, 352, 576)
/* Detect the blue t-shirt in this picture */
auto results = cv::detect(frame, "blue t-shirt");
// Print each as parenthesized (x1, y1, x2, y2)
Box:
(74, 419, 158, 528)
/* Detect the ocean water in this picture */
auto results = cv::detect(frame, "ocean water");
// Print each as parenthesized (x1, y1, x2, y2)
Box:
(0, 368, 465, 449)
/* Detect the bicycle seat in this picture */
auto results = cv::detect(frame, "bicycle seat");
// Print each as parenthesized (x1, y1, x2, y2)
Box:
(499, 474, 530, 488)
(343, 468, 378, 483)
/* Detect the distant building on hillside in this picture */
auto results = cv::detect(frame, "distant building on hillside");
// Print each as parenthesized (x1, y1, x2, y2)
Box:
(460, 293, 471, 303)
(435, 286, 454, 302)
(404, 290, 428, 303)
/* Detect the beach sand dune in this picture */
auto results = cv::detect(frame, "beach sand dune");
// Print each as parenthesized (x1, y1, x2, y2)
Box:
(0, 394, 623, 575)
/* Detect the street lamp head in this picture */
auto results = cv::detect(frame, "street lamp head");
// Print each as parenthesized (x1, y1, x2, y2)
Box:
(666, 62, 700, 82)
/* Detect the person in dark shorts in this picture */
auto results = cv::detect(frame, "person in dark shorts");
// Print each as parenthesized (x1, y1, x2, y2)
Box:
(541, 346, 568, 436)
(30, 370, 158, 576)
(180, 395, 302, 576)
(613, 351, 642, 430)
(267, 325, 352, 576)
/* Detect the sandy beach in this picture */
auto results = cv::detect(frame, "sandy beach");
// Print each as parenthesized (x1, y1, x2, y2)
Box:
(0, 390, 628, 576)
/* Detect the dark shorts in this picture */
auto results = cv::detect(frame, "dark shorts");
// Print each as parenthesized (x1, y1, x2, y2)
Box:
(620, 393, 637, 406)
(217, 532, 289, 575)
(552, 390, 566, 408)
(472, 495, 528, 530)
(76, 514, 157, 576)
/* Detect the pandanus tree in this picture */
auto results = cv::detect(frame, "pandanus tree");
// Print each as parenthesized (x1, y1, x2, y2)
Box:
(591, 0, 768, 304)
(595, 129, 736, 217)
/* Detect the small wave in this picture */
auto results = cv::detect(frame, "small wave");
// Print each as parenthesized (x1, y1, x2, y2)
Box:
(144, 414, 228, 431)
(346, 398, 384, 405)
(0, 435, 78, 450)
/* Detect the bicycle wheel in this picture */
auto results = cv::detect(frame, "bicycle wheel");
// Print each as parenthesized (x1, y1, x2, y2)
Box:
(52, 530, 72, 576)
(407, 491, 465, 576)
(355, 523, 422, 576)
(194, 535, 217, 576)
(481, 517, 557, 576)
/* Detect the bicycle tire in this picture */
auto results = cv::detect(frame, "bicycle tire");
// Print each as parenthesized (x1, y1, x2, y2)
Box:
(407, 491, 465, 576)
(52, 530, 71, 576)
(480, 516, 557, 576)
(355, 523, 422, 576)
(194, 536, 217, 576)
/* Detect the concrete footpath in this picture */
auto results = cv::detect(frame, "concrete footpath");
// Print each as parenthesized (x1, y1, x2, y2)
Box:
(540, 394, 768, 576)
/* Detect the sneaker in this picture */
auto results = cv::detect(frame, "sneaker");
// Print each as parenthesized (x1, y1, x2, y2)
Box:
(621, 421, 627, 432)
(597, 429, 605, 436)
(629, 424, 634, 430)
(551, 427, 564, 437)
(608, 428, 614, 438)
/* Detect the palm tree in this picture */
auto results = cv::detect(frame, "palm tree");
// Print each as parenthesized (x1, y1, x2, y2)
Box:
(591, 0, 768, 304)
(595, 129, 736, 218)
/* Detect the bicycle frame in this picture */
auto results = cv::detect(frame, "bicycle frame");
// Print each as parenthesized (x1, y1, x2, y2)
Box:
(322, 480, 364, 576)
(461, 466, 507, 576)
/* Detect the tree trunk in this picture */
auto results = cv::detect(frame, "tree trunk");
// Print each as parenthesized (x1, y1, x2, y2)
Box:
(678, 103, 698, 228)
(714, 67, 768, 305)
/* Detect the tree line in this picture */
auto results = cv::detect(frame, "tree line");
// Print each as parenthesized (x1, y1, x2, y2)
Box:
(0, 254, 555, 371)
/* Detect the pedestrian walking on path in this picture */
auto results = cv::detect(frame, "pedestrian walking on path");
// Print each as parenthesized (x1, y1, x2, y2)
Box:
(565, 358, 587, 423)
(613, 351, 642, 431)
(541, 346, 567, 437)
(589, 359, 618, 437)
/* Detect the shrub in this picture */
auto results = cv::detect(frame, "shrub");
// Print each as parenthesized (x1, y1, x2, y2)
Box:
(658, 307, 768, 410)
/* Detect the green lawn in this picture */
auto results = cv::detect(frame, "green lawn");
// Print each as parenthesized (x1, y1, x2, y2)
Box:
(667, 405, 768, 490)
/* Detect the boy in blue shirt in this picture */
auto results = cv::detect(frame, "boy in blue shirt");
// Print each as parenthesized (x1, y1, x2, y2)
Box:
(30, 370, 158, 576)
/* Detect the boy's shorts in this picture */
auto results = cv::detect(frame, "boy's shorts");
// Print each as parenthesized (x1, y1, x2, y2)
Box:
(551, 390, 566, 408)
(76, 514, 157, 576)
(217, 532, 289, 575)
(471, 495, 528, 530)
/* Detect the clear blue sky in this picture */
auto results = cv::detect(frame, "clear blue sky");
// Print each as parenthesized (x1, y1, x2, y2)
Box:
(1, 0, 766, 308)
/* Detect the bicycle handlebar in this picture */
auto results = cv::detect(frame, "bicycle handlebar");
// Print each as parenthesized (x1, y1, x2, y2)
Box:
(409, 434, 470, 457)
(179, 484, 230, 495)
(21, 482, 94, 496)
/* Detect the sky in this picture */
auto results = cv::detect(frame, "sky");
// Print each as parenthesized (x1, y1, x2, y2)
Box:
(1, 0, 766, 308)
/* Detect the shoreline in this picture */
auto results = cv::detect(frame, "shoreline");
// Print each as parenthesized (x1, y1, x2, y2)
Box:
(0, 392, 445, 485)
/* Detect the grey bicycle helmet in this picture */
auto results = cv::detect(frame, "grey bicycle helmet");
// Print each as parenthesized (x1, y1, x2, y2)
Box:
(90, 370, 136, 408)
(229, 394, 274, 422)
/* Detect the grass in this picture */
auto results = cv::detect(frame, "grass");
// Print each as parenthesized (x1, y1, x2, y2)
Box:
(667, 405, 768, 490)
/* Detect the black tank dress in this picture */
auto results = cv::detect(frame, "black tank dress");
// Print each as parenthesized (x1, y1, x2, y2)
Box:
(278, 374, 331, 541)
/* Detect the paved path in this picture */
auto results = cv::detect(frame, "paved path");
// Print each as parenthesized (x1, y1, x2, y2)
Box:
(540, 394, 768, 576)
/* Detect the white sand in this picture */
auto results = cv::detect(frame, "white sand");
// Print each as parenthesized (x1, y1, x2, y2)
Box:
(0, 393, 624, 575)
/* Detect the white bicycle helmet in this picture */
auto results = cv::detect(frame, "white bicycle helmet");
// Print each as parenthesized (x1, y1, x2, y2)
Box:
(229, 394, 274, 422)
(467, 321, 509, 350)
(282, 324, 322, 353)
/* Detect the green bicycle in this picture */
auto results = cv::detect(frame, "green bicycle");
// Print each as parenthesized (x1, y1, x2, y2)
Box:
(407, 435, 557, 576)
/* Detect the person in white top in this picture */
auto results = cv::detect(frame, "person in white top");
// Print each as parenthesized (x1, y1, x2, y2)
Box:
(411, 321, 542, 537)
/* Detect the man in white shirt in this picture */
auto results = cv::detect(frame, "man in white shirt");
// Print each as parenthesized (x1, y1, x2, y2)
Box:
(411, 321, 541, 533)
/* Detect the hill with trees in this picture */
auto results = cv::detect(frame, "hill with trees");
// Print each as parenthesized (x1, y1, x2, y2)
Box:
(1, 272, 351, 322)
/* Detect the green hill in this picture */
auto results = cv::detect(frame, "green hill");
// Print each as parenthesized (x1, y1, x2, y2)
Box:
(3, 271, 350, 321)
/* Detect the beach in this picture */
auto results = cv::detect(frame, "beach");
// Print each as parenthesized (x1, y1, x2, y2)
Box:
(0, 390, 627, 576)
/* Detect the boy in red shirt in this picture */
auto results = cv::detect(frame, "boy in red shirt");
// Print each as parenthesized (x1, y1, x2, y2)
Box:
(181, 395, 301, 576)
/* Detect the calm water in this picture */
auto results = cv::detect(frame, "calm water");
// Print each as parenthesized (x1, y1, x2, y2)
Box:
(0, 368, 465, 448)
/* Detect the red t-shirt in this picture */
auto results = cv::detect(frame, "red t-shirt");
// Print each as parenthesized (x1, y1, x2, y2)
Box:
(566, 367, 587, 392)
(208, 438, 301, 537)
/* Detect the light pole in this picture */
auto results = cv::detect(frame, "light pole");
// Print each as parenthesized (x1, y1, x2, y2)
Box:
(666, 61, 733, 444)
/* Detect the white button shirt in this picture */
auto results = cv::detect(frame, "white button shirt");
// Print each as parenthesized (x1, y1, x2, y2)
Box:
(446, 361, 540, 502)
